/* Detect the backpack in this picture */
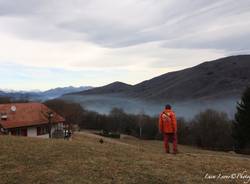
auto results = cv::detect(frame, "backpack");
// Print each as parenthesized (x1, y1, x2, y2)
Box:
(161, 111, 174, 131)
(162, 112, 171, 123)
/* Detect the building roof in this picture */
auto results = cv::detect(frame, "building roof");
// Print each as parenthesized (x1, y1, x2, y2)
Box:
(0, 102, 65, 129)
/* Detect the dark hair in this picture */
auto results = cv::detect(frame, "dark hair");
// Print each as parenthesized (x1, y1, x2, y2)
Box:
(165, 104, 171, 110)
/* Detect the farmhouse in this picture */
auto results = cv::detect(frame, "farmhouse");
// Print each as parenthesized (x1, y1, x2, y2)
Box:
(0, 102, 65, 138)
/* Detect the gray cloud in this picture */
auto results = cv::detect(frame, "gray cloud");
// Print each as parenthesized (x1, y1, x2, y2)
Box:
(0, 0, 250, 52)
(0, 0, 43, 16)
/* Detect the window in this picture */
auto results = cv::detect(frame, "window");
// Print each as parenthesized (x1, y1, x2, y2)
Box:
(1, 113, 7, 120)
(10, 128, 27, 136)
(37, 126, 49, 135)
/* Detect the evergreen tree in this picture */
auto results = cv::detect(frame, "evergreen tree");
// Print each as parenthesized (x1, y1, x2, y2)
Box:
(233, 87, 250, 153)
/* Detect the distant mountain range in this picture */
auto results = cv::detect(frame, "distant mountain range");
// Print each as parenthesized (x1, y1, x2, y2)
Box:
(2, 55, 250, 118)
(0, 86, 92, 101)
(64, 55, 250, 118)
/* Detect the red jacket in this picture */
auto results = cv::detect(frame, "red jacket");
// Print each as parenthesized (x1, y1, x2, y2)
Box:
(159, 109, 177, 133)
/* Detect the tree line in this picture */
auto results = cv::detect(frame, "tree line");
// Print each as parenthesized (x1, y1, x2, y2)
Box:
(45, 99, 234, 150)
(44, 99, 159, 139)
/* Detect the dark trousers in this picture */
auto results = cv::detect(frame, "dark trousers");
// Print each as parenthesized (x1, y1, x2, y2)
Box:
(163, 133, 178, 153)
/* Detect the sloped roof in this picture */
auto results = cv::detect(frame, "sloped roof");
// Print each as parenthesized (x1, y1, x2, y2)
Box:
(0, 102, 65, 129)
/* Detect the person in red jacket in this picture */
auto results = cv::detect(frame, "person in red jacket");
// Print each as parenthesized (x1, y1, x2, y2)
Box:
(159, 104, 178, 154)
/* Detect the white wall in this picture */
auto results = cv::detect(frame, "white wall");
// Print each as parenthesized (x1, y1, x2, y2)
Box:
(27, 127, 37, 137)
(27, 123, 63, 138)
(27, 127, 49, 138)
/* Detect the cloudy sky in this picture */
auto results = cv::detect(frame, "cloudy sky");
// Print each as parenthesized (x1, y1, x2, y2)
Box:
(0, 0, 250, 90)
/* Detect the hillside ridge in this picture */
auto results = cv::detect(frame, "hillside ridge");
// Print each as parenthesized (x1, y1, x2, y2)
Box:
(69, 55, 250, 101)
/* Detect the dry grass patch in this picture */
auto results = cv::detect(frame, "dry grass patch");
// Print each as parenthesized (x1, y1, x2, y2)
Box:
(0, 132, 250, 184)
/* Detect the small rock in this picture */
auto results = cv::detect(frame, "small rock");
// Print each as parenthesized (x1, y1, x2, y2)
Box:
(99, 138, 104, 144)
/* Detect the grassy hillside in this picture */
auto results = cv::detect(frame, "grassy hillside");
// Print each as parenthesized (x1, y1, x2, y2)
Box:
(1, 132, 250, 184)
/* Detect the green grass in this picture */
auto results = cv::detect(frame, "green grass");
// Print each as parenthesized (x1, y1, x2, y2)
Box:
(0, 132, 250, 184)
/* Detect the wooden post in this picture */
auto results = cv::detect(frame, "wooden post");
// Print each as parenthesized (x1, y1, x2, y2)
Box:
(139, 127, 142, 138)
(139, 109, 144, 138)
(48, 112, 53, 138)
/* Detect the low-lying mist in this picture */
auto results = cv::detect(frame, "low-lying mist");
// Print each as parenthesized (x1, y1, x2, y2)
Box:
(62, 94, 239, 119)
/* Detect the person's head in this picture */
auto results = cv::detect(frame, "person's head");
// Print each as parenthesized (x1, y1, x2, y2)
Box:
(165, 104, 172, 110)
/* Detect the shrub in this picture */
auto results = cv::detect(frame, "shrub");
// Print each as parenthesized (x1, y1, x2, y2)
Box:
(177, 118, 192, 145)
(189, 109, 233, 151)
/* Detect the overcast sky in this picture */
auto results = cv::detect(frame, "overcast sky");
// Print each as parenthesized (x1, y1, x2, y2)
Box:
(0, 0, 250, 91)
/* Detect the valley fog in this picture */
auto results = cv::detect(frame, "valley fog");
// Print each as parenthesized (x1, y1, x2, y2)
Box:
(62, 95, 238, 119)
